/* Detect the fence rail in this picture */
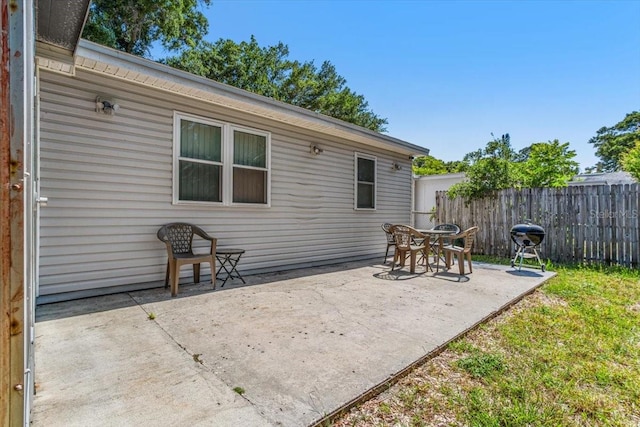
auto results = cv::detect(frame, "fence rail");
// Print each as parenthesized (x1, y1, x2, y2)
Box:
(435, 184, 639, 268)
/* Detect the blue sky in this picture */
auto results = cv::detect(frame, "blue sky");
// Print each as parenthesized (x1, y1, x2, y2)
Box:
(156, 0, 640, 171)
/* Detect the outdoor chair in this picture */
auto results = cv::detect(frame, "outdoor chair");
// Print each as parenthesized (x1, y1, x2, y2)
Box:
(157, 222, 217, 297)
(442, 226, 479, 275)
(381, 223, 397, 263)
(389, 224, 431, 274)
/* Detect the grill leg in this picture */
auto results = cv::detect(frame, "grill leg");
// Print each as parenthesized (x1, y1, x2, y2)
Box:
(533, 247, 546, 271)
(512, 245, 545, 271)
(511, 245, 524, 270)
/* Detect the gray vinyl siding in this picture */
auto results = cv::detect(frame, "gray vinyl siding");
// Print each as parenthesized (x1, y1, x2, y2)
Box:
(38, 68, 413, 296)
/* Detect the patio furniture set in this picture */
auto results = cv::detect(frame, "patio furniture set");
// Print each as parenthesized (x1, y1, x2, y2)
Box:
(156, 221, 479, 298)
(381, 222, 479, 276)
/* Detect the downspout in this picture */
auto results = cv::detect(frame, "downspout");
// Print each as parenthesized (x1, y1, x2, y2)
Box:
(411, 173, 416, 227)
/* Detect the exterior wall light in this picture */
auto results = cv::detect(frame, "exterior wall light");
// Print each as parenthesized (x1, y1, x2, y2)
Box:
(310, 145, 324, 155)
(95, 96, 120, 115)
(391, 162, 402, 171)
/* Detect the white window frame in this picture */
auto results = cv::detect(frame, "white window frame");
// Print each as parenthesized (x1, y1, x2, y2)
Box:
(228, 124, 271, 207)
(173, 111, 271, 207)
(354, 152, 377, 210)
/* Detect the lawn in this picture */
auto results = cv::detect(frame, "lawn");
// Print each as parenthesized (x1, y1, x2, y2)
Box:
(332, 261, 640, 427)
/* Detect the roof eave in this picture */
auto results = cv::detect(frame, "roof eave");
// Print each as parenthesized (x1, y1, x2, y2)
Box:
(35, 0, 91, 53)
(64, 40, 429, 158)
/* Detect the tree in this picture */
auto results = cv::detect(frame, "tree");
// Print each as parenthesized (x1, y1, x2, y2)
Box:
(444, 160, 469, 173)
(446, 135, 580, 201)
(412, 156, 468, 176)
(163, 36, 388, 132)
(448, 134, 517, 200)
(82, 0, 211, 57)
(517, 140, 579, 188)
(588, 111, 640, 172)
(621, 141, 640, 182)
(412, 155, 448, 175)
(82, 3, 387, 132)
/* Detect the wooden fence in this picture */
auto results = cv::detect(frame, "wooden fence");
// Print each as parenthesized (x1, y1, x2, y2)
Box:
(435, 184, 639, 268)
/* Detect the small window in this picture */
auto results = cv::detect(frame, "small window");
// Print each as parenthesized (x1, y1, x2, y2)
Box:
(355, 153, 376, 209)
(174, 113, 270, 206)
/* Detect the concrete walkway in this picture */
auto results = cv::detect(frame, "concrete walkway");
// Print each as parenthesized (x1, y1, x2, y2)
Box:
(32, 259, 554, 427)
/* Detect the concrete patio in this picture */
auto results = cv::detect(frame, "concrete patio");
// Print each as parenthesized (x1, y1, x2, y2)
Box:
(32, 259, 554, 427)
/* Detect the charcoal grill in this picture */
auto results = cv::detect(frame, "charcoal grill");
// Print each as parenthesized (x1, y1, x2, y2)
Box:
(510, 221, 546, 271)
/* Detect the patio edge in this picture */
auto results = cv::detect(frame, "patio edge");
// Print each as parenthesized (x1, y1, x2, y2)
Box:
(309, 270, 556, 427)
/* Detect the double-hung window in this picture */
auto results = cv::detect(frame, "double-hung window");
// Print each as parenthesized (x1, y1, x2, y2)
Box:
(176, 115, 223, 202)
(232, 128, 268, 204)
(174, 112, 270, 206)
(355, 153, 376, 210)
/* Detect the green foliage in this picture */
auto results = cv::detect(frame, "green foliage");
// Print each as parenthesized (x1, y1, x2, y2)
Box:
(448, 134, 517, 200)
(621, 140, 640, 181)
(412, 155, 468, 176)
(82, 0, 211, 57)
(517, 140, 579, 188)
(445, 160, 469, 173)
(447, 135, 581, 201)
(412, 155, 448, 175)
(588, 111, 640, 172)
(162, 36, 388, 132)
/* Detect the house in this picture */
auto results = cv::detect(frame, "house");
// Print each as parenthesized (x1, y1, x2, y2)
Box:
(35, 42, 429, 303)
(569, 171, 636, 186)
(3, 2, 428, 420)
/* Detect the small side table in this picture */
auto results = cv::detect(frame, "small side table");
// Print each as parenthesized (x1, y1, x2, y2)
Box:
(215, 248, 246, 287)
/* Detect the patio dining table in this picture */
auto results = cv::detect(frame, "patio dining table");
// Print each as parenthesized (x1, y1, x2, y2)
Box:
(418, 228, 458, 271)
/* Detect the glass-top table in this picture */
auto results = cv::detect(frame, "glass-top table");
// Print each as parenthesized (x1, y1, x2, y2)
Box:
(418, 229, 458, 270)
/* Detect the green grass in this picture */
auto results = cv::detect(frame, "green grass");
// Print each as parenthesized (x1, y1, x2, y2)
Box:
(333, 262, 640, 427)
(456, 352, 505, 379)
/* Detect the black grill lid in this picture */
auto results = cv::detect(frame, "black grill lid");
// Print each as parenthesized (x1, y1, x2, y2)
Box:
(510, 223, 545, 247)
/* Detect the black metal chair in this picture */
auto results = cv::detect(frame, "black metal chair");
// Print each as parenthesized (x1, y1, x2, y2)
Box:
(157, 223, 217, 297)
(381, 223, 397, 263)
